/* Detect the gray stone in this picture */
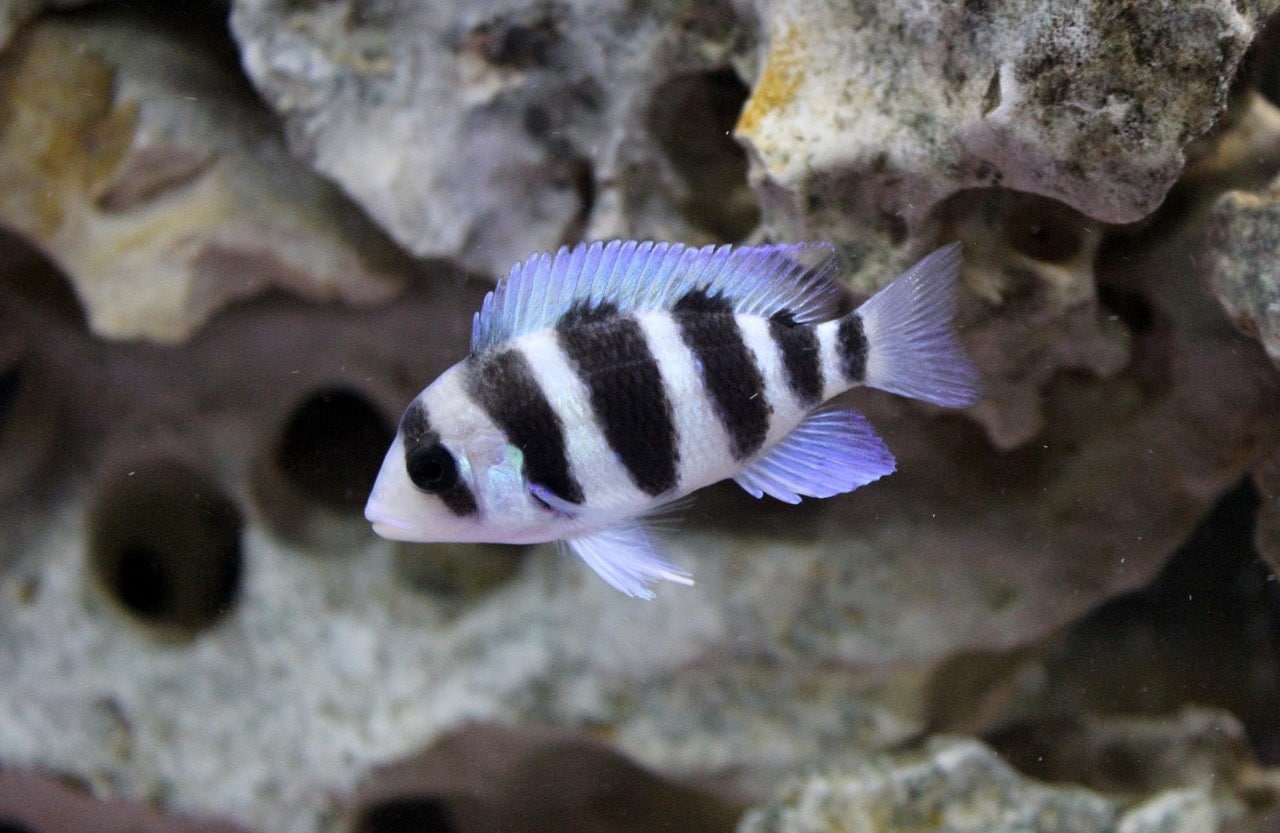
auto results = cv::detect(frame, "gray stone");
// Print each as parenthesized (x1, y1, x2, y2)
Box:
(738, 738, 1229, 833)
(0, 13, 403, 342)
(739, 0, 1274, 243)
(230, 0, 761, 275)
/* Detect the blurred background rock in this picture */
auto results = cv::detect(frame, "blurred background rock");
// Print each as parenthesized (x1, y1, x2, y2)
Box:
(0, 0, 1279, 831)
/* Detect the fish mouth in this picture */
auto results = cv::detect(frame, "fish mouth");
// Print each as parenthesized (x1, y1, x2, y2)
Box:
(365, 502, 417, 541)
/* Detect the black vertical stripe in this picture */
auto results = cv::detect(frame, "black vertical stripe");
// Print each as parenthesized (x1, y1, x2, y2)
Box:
(464, 348, 583, 505)
(556, 302, 678, 496)
(672, 289, 769, 460)
(399, 402, 478, 517)
(768, 310, 823, 407)
(837, 312, 868, 382)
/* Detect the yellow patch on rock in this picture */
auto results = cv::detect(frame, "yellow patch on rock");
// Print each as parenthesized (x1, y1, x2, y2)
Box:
(735, 24, 803, 138)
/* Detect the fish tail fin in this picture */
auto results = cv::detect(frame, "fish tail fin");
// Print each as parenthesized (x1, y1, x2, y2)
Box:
(854, 242, 980, 408)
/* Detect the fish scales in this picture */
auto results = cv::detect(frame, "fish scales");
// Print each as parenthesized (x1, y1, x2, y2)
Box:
(366, 240, 980, 599)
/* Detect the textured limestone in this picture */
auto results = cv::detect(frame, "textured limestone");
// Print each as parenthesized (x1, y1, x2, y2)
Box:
(0, 13, 403, 342)
(2, 208, 1278, 830)
(738, 0, 1273, 242)
(230, 0, 760, 275)
(225, 0, 1279, 451)
(1204, 183, 1280, 369)
(738, 737, 1261, 833)
(2, 2, 1280, 833)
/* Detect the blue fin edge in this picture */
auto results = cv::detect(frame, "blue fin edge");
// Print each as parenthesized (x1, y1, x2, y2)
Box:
(472, 240, 844, 352)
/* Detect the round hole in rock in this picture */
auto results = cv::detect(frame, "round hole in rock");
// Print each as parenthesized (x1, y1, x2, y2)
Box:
(86, 459, 243, 634)
(352, 797, 457, 833)
(275, 387, 395, 512)
(647, 68, 760, 242)
(1000, 195, 1087, 263)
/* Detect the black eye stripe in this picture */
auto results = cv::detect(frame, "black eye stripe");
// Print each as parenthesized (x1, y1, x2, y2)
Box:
(399, 401, 478, 517)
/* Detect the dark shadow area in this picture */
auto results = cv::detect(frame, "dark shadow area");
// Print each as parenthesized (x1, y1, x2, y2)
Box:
(86, 459, 243, 635)
(647, 68, 759, 241)
(988, 478, 1280, 767)
(275, 387, 395, 512)
(347, 723, 744, 833)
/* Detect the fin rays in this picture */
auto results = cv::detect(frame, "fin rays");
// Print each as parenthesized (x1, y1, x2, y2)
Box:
(471, 240, 844, 352)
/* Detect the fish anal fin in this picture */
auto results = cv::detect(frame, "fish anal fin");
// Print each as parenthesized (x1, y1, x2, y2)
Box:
(733, 408, 896, 503)
(565, 521, 693, 600)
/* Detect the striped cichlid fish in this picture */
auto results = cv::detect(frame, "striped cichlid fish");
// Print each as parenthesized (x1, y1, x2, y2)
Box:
(365, 240, 979, 598)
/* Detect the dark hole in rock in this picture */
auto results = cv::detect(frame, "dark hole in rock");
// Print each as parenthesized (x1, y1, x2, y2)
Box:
(276, 387, 395, 511)
(348, 723, 745, 833)
(1096, 282, 1156, 334)
(1246, 12, 1280, 109)
(0, 364, 21, 434)
(0, 228, 88, 330)
(647, 68, 760, 242)
(981, 69, 1001, 116)
(0, 819, 37, 833)
(353, 797, 457, 833)
(460, 5, 562, 70)
(986, 478, 1280, 770)
(1000, 195, 1086, 263)
(114, 544, 173, 619)
(87, 459, 243, 634)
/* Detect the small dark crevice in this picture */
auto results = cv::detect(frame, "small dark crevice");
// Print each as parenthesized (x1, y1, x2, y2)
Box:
(981, 69, 1001, 116)
(647, 68, 760, 242)
(353, 797, 458, 833)
(275, 387, 395, 512)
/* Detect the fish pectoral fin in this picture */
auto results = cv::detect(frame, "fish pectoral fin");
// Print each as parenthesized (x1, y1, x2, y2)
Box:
(733, 407, 896, 504)
(565, 521, 694, 600)
(528, 481, 579, 518)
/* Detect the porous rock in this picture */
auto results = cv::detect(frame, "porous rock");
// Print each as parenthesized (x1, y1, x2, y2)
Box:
(0, 12, 402, 342)
(738, 737, 1244, 833)
(738, 0, 1273, 244)
(1203, 182, 1280, 369)
(2, 3, 1280, 833)
(230, 0, 761, 275)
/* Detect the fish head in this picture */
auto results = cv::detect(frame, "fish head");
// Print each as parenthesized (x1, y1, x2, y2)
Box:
(365, 372, 549, 544)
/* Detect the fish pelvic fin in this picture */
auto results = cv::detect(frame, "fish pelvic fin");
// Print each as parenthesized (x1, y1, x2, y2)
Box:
(564, 520, 693, 600)
(854, 242, 980, 408)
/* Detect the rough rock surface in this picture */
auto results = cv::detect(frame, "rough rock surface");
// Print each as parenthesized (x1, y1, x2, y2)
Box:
(739, 0, 1273, 244)
(230, 0, 761, 275)
(2, 197, 1278, 830)
(2, 2, 1280, 833)
(0, 13, 403, 342)
(738, 736, 1265, 833)
(1204, 182, 1280, 369)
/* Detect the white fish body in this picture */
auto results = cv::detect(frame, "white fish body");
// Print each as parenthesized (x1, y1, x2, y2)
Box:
(365, 241, 979, 598)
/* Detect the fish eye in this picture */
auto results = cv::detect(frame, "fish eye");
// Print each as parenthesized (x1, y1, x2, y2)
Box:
(406, 443, 458, 493)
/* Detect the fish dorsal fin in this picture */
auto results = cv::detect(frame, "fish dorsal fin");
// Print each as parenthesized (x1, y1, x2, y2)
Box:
(471, 240, 844, 352)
